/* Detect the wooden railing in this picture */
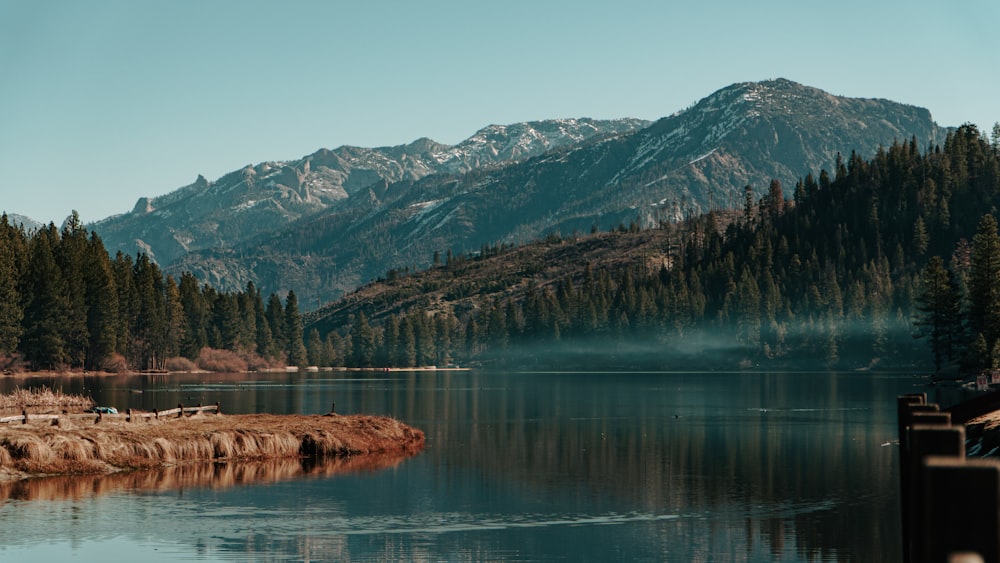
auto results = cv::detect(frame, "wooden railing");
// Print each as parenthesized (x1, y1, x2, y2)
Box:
(0, 402, 221, 425)
(897, 393, 998, 563)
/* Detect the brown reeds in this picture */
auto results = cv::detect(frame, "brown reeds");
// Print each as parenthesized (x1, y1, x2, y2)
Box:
(0, 413, 424, 480)
(0, 386, 95, 411)
(195, 347, 248, 372)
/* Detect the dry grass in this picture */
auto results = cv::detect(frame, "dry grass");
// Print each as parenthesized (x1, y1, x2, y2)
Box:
(0, 413, 424, 480)
(196, 347, 249, 372)
(0, 386, 95, 411)
(164, 356, 199, 372)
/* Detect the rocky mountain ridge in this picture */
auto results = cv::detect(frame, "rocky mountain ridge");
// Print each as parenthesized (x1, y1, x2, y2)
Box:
(94, 79, 950, 308)
(92, 117, 647, 265)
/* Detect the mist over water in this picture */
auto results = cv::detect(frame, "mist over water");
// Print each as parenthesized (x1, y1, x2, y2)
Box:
(482, 319, 922, 372)
(0, 370, 919, 561)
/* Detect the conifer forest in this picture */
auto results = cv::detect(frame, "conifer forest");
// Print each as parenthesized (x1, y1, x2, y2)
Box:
(2, 124, 1000, 373)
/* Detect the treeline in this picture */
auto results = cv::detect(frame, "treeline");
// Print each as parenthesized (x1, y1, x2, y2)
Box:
(6, 124, 998, 372)
(0, 213, 307, 372)
(318, 123, 1000, 370)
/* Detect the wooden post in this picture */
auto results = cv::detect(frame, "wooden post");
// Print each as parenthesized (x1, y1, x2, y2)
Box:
(897, 394, 935, 563)
(153, 408, 158, 420)
(21, 409, 26, 424)
(127, 408, 132, 423)
(922, 457, 1000, 563)
(215, 401, 221, 415)
(908, 425, 965, 562)
(177, 403, 183, 418)
(331, 402, 335, 414)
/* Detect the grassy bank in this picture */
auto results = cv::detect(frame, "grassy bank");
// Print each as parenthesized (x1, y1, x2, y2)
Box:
(0, 386, 94, 411)
(0, 412, 424, 480)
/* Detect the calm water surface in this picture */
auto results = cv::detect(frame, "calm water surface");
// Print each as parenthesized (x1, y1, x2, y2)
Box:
(0, 370, 924, 562)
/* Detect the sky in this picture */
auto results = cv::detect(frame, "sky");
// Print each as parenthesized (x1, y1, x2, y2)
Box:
(1, 0, 997, 225)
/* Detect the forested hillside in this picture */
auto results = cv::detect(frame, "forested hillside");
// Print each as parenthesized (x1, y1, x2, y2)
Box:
(3, 124, 998, 373)
(0, 213, 307, 372)
(305, 124, 1000, 372)
(159, 79, 948, 306)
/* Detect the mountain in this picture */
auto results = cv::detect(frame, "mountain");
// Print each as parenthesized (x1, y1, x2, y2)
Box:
(1, 213, 43, 232)
(299, 123, 999, 371)
(157, 79, 949, 307)
(91, 118, 648, 266)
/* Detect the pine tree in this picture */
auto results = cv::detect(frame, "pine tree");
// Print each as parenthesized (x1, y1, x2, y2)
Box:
(913, 217, 929, 257)
(209, 293, 238, 350)
(0, 217, 23, 356)
(20, 226, 68, 369)
(306, 328, 324, 366)
(968, 214, 1000, 368)
(766, 179, 784, 219)
(265, 293, 287, 360)
(322, 333, 338, 367)
(56, 212, 90, 367)
(112, 252, 137, 365)
(284, 290, 307, 367)
(178, 272, 209, 359)
(252, 286, 273, 360)
(734, 267, 761, 349)
(401, 316, 417, 367)
(415, 311, 436, 366)
(350, 311, 376, 367)
(133, 254, 166, 370)
(913, 256, 963, 372)
(383, 315, 400, 366)
(163, 275, 185, 360)
(234, 286, 257, 353)
(83, 233, 118, 370)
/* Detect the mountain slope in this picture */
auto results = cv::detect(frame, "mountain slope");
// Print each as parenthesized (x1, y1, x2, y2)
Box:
(299, 123, 999, 371)
(92, 118, 647, 265)
(166, 79, 949, 306)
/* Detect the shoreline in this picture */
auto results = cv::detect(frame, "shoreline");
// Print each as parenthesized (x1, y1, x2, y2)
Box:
(0, 411, 425, 482)
(1, 365, 471, 379)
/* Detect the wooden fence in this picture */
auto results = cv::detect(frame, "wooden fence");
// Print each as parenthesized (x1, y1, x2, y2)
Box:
(897, 393, 999, 563)
(0, 402, 221, 425)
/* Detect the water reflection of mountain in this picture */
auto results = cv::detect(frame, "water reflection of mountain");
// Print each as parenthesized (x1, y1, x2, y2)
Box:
(0, 453, 411, 502)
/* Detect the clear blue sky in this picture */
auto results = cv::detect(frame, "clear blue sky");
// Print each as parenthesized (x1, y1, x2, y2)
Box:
(1, 0, 997, 225)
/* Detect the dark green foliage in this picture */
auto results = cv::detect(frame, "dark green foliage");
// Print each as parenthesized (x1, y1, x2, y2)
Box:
(2, 217, 306, 372)
(0, 216, 24, 355)
(265, 293, 286, 359)
(303, 124, 1000, 371)
(20, 226, 68, 369)
(132, 254, 166, 370)
(306, 328, 324, 367)
(913, 256, 963, 372)
(968, 214, 1000, 367)
(55, 212, 89, 367)
(284, 290, 307, 367)
(83, 233, 118, 370)
(178, 272, 209, 359)
(349, 312, 376, 367)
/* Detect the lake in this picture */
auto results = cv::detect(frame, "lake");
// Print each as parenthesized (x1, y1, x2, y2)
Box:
(0, 370, 924, 562)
